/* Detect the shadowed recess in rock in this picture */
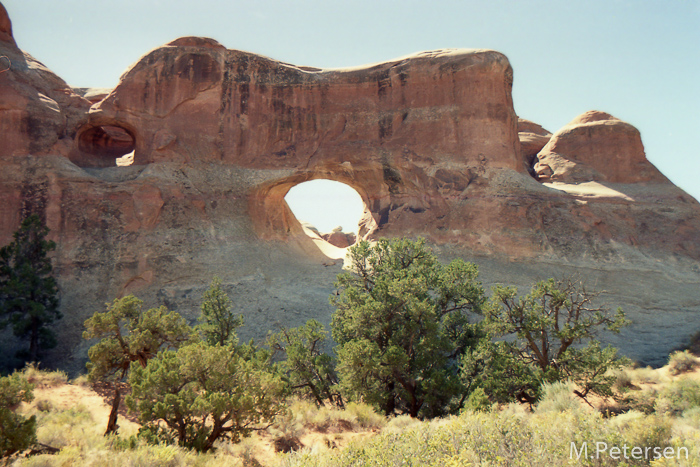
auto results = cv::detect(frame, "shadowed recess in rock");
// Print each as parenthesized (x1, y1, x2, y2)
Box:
(77, 124, 136, 167)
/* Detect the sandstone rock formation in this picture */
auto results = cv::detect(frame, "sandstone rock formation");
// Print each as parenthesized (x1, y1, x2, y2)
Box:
(0, 2, 14, 47)
(518, 118, 552, 171)
(321, 228, 357, 249)
(534, 111, 667, 183)
(72, 87, 112, 105)
(1, 3, 699, 371)
(0, 6, 90, 160)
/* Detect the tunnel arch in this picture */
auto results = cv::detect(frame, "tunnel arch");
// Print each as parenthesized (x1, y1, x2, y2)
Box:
(285, 179, 364, 253)
(249, 168, 382, 259)
(285, 180, 364, 234)
(72, 123, 137, 168)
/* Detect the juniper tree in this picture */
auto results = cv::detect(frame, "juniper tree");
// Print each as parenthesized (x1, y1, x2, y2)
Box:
(127, 341, 286, 452)
(0, 372, 36, 457)
(482, 277, 630, 404)
(331, 238, 485, 418)
(268, 319, 343, 407)
(0, 214, 60, 365)
(83, 295, 195, 435)
(197, 277, 243, 346)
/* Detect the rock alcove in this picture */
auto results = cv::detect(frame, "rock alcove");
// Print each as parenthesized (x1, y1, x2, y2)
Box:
(74, 124, 136, 168)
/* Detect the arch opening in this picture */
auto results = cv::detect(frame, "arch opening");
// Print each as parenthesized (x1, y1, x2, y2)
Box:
(285, 179, 365, 251)
(77, 124, 135, 167)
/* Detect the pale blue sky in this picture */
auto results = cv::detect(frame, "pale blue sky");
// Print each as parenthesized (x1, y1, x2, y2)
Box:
(4, 0, 699, 232)
(286, 180, 364, 233)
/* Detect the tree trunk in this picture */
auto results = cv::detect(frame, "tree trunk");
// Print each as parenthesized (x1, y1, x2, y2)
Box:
(28, 317, 39, 363)
(384, 381, 396, 416)
(203, 424, 222, 452)
(307, 383, 324, 407)
(104, 386, 121, 436)
(409, 391, 419, 418)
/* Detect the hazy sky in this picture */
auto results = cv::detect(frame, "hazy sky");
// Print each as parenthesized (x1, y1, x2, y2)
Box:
(286, 180, 365, 233)
(3, 0, 698, 232)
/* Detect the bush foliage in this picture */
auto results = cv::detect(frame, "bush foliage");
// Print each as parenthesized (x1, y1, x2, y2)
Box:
(481, 277, 630, 404)
(18, 237, 680, 463)
(0, 372, 36, 457)
(127, 341, 287, 452)
(331, 238, 485, 418)
(83, 294, 196, 435)
(197, 276, 244, 347)
(268, 320, 343, 407)
(668, 350, 699, 376)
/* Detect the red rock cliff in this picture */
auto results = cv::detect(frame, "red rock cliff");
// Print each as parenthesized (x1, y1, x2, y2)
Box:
(1, 8, 699, 370)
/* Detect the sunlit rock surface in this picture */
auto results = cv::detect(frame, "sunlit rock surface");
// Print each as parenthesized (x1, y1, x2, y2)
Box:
(1, 4, 699, 371)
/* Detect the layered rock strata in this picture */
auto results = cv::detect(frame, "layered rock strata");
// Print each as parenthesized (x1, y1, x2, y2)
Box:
(1, 3, 699, 371)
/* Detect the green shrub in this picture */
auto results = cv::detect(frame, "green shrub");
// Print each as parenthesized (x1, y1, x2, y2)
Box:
(127, 342, 286, 452)
(535, 381, 582, 414)
(70, 374, 90, 387)
(628, 365, 661, 384)
(462, 387, 492, 413)
(0, 372, 36, 457)
(620, 386, 658, 415)
(34, 399, 53, 413)
(668, 350, 699, 376)
(383, 414, 423, 434)
(485, 278, 630, 405)
(612, 368, 635, 392)
(331, 238, 485, 418)
(34, 404, 97, 448)
(682, 406, 700, 429)
(16, 441, 241, 467)
(21, 363, 67, 388)
(279, 408, 632, 467)
(268, 320, 343, 408)
(655, 378, 700, 416)
(344, 402, 385, 430)
(616, 413, 673, 454)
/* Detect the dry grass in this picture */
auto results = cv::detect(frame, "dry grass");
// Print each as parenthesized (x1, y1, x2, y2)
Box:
(628, 365, 662, 384)
(20, 364, 68, 388)
(8, 358, 700, 467)
(70, 374, 90, 388)
(10, 380, 385, 466)
(669, 350, 700, 376)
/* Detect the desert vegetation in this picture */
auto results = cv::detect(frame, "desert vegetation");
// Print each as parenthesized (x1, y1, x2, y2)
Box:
(0, 215, 61, 369)
(3, 358, 700, 466)
(2, 233, 700, 465)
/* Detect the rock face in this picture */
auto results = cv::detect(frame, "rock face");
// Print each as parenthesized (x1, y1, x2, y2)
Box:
(0, 2, 14, 46)
(534, 111, 667, 183)
(322, 228, 357, 249)
(1, 5, 699, 371)
(518, 118, 552, 171)
(71, 42, 521, 245)
(79, 43, 519, 171)
(0, 9, 90, 160)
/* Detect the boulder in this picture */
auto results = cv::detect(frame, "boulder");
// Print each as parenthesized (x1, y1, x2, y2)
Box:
(518, 118, 552, 170)
(72, 87, 112, 105)
(534, 110, 667, 183)
(321, 230, 357, 249)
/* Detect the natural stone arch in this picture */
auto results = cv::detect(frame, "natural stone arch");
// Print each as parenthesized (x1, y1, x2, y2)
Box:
(249, 164, 383, 246)
(285, 179, 364, 234)
(71, 121, 137, 168)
